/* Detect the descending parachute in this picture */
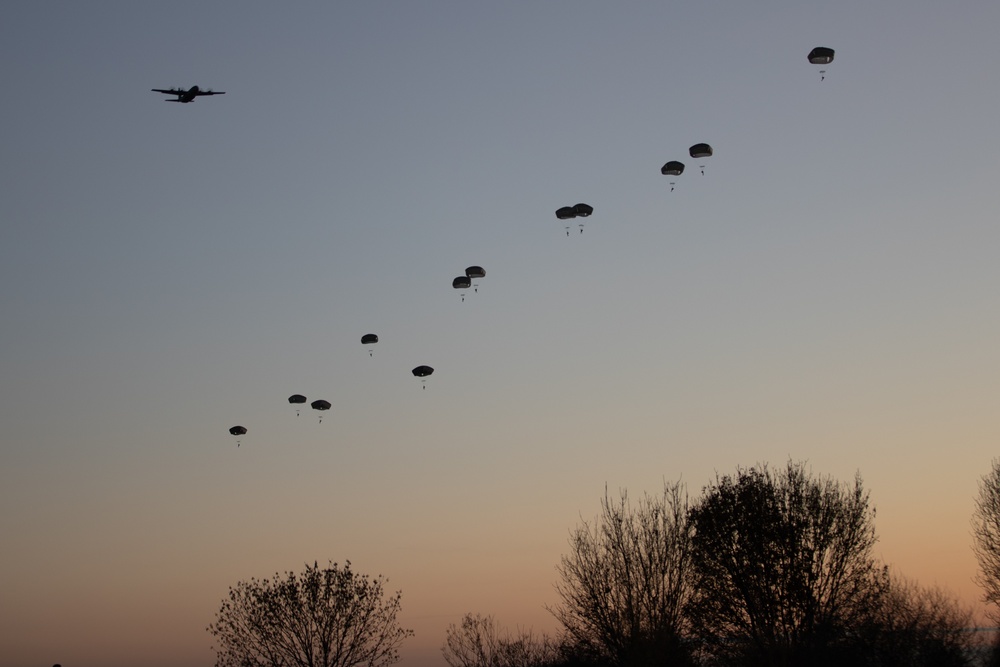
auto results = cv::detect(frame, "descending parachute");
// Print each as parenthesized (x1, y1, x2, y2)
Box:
(288, 394, 307, 416)
(453, 275, 472, 301)
(311, 399, 331, 422)
(229, 425, 247, 446)
(689, 144, 713, 174)
(412, 365, 434, 389)
(556, 206, 577, 236)
(808, 47, 835, 81)
(573, 203, 593, 234)
(661, 160, 685, 191)
(465, 266, 485, 293)
(361, 333, 378, 357)
(555, 203, 593, 235)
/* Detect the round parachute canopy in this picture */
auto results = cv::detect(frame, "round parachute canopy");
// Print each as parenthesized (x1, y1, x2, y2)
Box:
(453, 276, 471, 289)
(311, 399, 331, 411)
(689, 144, 713, 159)
(555, 206, 577, 220)
(661, 161, 685, 176)
(572, 203, 594, 217)
(412, 365, 434, 378)
(288, 394, 307, 405)
(361, 333, 378, 345)
(808, 47, 835, 65)
(229, 425, 247, 436)
(465, 266, 485, 279)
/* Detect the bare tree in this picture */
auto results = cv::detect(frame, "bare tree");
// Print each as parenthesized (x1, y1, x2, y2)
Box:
(207, 560, 413, 667)
(442, 613, 559, 667)
(686, 461, 885, 666)
(974, 459, 1000, 624)
(862, 575, 976, 667)
(549, 481, 695, 666)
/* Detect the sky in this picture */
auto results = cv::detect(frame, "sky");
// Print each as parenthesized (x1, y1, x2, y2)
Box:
(2, 1, 1000, 665)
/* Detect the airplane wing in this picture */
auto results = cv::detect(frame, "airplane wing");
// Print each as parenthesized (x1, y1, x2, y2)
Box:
(151, 88, 181, 95)
(195, 90, 225, 96)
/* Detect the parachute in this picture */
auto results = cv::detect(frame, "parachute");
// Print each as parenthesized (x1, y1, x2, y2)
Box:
(661, 160, 685, 191)
(412, 365, 434, 389)
(465, 266, 485, 293)
(311, 399, 331, 423)
(361, 333, 378, 357)
(288, 394, 307, 416)
(807, 47, 835, 81)
(556, 203, 593, 235)
(229, 425, 247, 446)
(453, 275, 472, 301)
(689, 144, 713, 174)
(556, 206, 577, 235)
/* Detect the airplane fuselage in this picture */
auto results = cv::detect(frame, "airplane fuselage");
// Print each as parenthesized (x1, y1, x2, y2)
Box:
(175, 86, 200, 103)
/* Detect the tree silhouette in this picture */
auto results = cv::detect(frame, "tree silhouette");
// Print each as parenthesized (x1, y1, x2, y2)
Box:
(974, 459, 1000, 624)
(685, 461, 884, 666)
(207, 560, 413, 667)
(549, 481, 696, 666)
(442, 613, 559, 667)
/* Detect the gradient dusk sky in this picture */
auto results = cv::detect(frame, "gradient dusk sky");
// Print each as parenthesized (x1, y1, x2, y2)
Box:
(2, 2, 1000, 666)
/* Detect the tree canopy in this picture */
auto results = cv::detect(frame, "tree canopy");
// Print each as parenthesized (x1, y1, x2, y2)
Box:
(207, 560, 413, 667)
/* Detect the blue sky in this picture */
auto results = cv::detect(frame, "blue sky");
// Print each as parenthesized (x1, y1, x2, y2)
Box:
(3, 2, 1000, 666)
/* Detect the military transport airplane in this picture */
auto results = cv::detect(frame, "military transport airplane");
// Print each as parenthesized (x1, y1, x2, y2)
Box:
(151, 85, 226, 103)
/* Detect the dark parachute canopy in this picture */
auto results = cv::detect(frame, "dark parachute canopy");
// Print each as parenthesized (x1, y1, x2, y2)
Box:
(689, 144, 713, 174)
(661, 161, 685, 176)
(229, 425, 247, 446)
(808, 46, 835, 64)
(689, 143, 713, 159)
(412, 365, 434, 389)
(288, 393, 307, 416)
(453, 275, 472, 300)
(555, 206, 576, 220)
(808, 46, 835, 80)
(661, 160, 685, 191)
(465, 266, 485, 294)
(311, 399, 331, 423)
(361, 333, 378, 345)
(555, 203, 593, 235)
